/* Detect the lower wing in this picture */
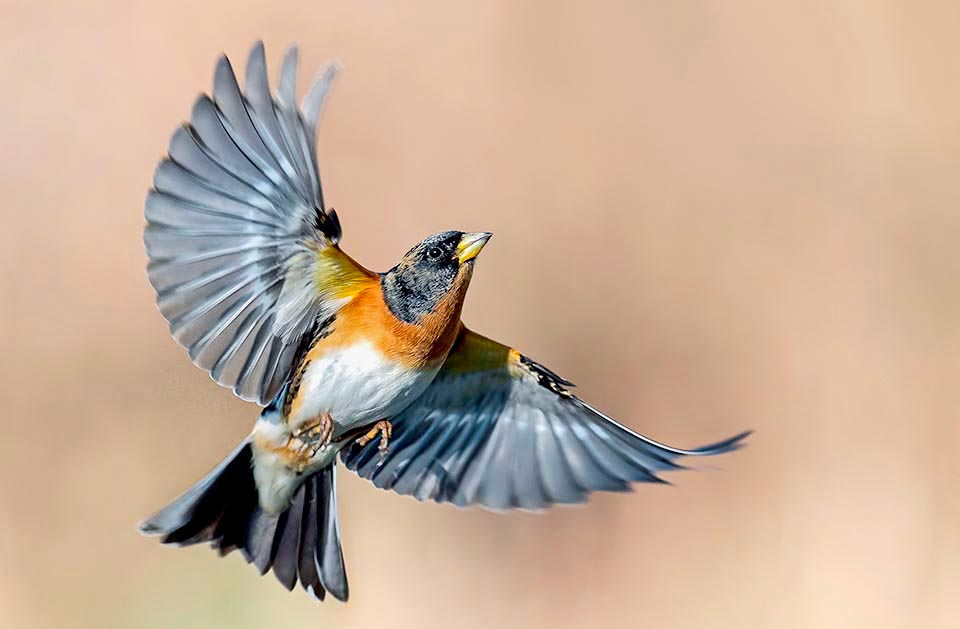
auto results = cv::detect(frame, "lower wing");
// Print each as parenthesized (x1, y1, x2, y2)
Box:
(341, 327, 749, 511)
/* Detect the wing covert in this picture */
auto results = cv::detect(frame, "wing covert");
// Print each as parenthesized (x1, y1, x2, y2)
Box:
(144, 42, 372, 405)
(341, 328, 749, 510)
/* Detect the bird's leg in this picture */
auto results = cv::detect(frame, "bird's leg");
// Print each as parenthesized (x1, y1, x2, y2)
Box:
(287, 412, 335, 461)
(355, 419, 393, 457)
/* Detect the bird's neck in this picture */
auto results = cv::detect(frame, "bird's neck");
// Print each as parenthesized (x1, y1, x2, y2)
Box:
(381, 265, 473, 366)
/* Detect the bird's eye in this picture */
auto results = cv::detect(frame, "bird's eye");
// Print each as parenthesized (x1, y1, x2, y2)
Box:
(426, 247, 443, 260)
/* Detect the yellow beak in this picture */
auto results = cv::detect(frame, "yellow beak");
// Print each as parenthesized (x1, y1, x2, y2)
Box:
(456, 232, 492, 263)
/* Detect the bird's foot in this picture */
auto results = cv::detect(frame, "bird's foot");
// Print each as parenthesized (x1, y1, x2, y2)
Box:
(288, 412, 335, 461)
(355, 419, 392, 458)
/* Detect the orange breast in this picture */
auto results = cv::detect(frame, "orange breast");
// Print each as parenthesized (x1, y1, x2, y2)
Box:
(329, 285, 463, 368)
(282, 269, 473, 420)
(305, 264, 472, 368)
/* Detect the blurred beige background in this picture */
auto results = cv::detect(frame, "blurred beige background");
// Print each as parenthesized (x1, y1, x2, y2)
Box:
(2, 1, 958, 628)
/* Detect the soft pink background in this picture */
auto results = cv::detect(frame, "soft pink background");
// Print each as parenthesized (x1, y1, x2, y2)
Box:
(2, 2, 957, 628)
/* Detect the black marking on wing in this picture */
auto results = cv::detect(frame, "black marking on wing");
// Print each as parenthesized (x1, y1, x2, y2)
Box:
(518, 354, 575, 397)
(314, 206, 342, 243)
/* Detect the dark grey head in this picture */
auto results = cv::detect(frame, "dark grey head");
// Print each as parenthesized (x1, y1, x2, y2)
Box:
(381, 231, 492, 324)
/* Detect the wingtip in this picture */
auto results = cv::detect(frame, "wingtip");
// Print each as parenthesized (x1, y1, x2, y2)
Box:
(137, 515, 179, 542)
(137, 518, 160, 536)
(692, 429, 753, 456)
(281, 44, 300, 77)
(277, 44, 300, 104)
(302, 59, 342, 127)
(326, 58, 344, 75)
(212, 54, 233, 86)
(245, 39, 267, 78)
(318, 59, 342, 89)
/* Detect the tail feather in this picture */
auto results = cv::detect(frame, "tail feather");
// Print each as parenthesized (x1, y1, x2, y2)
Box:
(297, 479, 325, 600)
(139, 440, 349, 601)
(316, 468, 349, 599)
(272, 492, 304, 590)
(247, 507, 282, 575)
(139, 441, 252, 544)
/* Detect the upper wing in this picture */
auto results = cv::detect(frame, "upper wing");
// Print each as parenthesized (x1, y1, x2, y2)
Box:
(144, 42, 375, 405)
(341, 328, 749, 511)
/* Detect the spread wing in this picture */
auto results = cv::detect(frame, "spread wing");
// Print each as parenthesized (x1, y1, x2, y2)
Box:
(144, 42, 375, 405)
(341, 328, 750, 511)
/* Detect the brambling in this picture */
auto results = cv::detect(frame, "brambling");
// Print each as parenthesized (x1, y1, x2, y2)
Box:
(139, 42, 749, 602)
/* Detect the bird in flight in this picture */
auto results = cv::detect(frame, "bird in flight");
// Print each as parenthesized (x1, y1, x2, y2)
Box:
(139, 41, 749, 603)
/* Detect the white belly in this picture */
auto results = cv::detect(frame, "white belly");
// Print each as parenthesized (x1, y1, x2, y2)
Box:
(289, 340, 439, 434)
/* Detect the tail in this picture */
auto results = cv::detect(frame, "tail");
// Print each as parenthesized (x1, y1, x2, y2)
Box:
(139, 440, 348, 601)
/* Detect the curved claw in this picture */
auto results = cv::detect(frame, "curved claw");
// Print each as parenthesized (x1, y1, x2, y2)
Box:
(355, 419, 393, 460)
(288, 412, 335, 462)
